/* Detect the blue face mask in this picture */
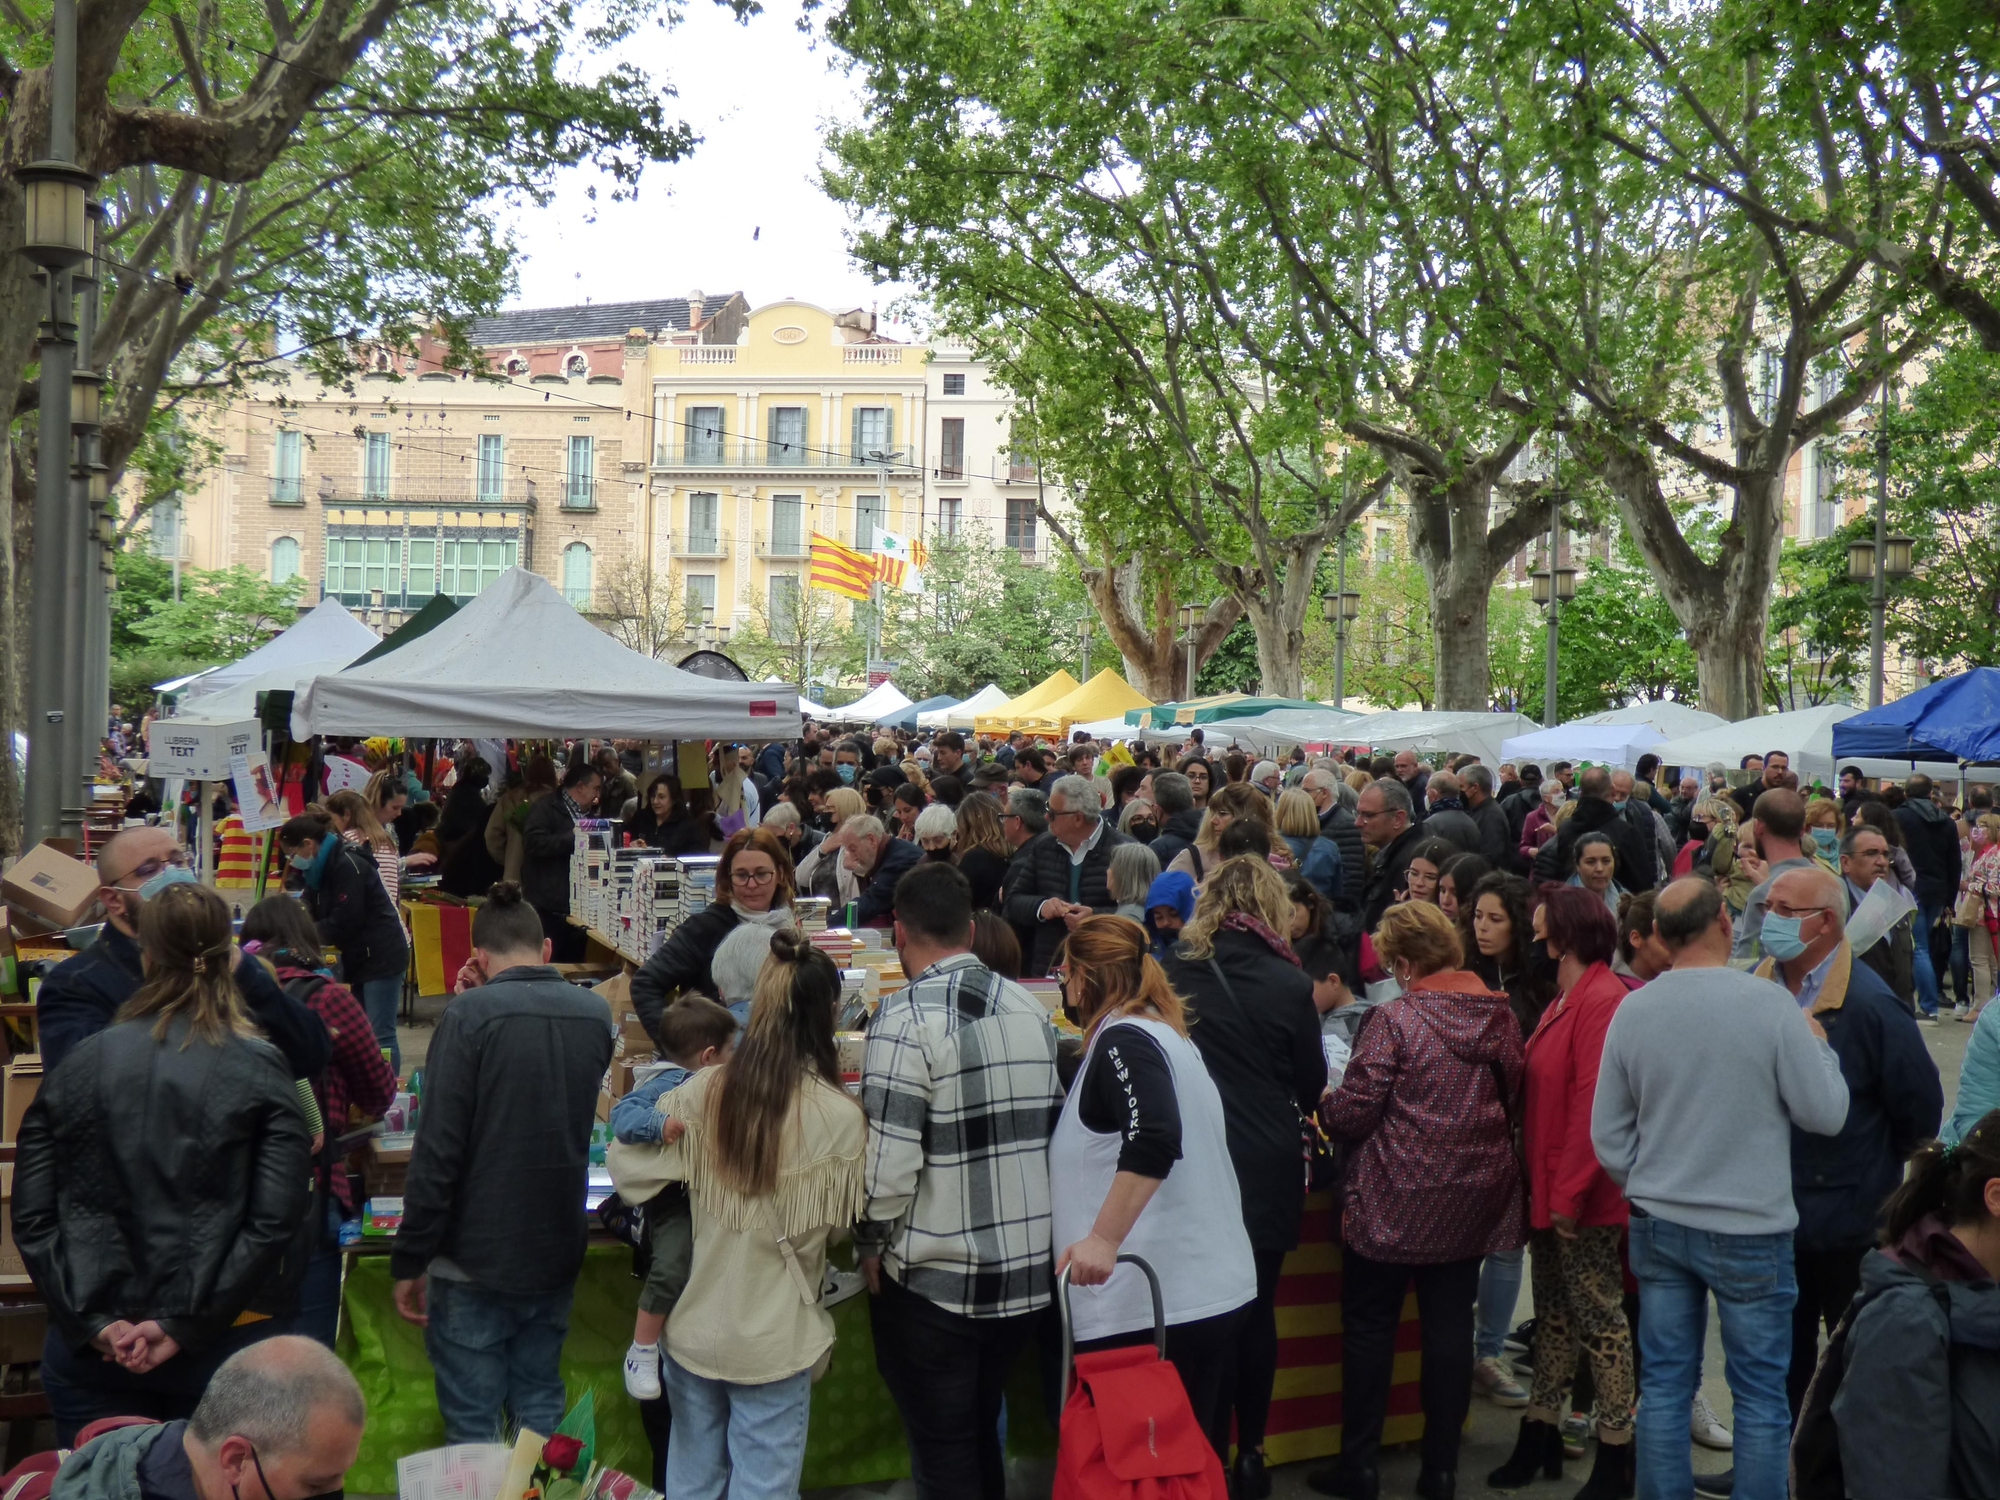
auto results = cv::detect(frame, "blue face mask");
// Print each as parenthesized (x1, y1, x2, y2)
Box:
(1759, 911, 1814, 962)
(1812, 827, 1839, 853)
(290, 852, 315, 871)
(836, 764, 856, 785)
(137, 866, 198, 901)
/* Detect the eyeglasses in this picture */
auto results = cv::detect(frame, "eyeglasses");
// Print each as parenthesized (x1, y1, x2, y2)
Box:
(1767, 902, 1830, 919)
(732, 868, 778, 887)
(115, 849, 191, 886)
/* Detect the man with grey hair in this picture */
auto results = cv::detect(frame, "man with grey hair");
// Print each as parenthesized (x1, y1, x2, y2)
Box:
(1251, 759, 1282, 797)
(1749, 864, 1940, 1422)
(1418, 769, 1481, 854)
(1302, 769, 1365, 912)
(1001, 785, 1052, 960)
(1147, 771, 1202, 869)
(1357, 778, 1422, 930)
(710, 920, 782, 1021)
(51, 1336, 364, 1500)
(1004, 774, 1131, 974)
(847, 814, 924, 928)
(1458, 763, 1514, 872)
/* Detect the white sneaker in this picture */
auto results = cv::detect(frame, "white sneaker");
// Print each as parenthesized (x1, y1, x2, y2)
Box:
(1691, 1391, 1733, 1450)
(1472, 1355, 1529, 1407)
(821, 1267, 866, 1309)
(623, 1340, 662, 1401)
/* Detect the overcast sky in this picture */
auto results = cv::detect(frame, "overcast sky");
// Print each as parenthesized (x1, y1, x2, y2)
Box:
(503, 3, 919, 337)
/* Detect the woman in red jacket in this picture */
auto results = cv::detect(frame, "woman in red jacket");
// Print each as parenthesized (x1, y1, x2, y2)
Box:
(1489, 885, 1634, 1498)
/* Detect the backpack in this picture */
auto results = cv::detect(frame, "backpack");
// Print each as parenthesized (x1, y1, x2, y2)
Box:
(1790, 1272, 1952, 1500)
(1054, 1256, 1226, 1500)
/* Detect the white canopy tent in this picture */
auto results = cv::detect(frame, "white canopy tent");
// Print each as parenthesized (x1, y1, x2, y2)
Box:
(1500, 721, 1666, 772)
(1652, 704, 1859, 786)
(1191, 708, 1365, 752)
(1340, 710, 1543, 770)
(181, 597, 380, 709)
(1578, 701, 1728, 737)
(291, 569, 801, 740)
(818, 682, 913, 725)
(929, 684, 1009, 730)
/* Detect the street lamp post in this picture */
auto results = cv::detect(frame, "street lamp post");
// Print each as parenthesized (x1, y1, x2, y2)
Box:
(1530, 496, 1577, 723)
(1848, 371, 1915, 710)
(1077, 616, 1093, 682)
(1321, 589, 1362, 709)
(1177, 604, 1201, 701)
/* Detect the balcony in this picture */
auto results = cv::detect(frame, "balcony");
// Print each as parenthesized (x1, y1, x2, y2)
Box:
(650, 443, 892, 473)
(677, 347, 737, 365)
(270, 476, 304, 505)
(843, 346, 904, 364)
(671, 529, 733, 561)
(562, 478, 597, 512)
(755, 530, 811, 560)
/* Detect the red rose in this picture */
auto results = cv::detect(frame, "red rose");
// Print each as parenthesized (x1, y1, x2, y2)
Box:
(541, 1435, 584, 1473)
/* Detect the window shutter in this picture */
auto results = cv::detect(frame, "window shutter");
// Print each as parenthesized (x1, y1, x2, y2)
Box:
(883, 408, 894, 453)
(851, 406, 864, 461)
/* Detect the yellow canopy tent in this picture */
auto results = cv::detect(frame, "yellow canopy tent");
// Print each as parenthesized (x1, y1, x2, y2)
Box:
(973, 669, 1080, 736)
(1026, 668, 1154, 738)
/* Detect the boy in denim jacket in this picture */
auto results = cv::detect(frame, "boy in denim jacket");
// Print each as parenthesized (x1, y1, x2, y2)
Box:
(614, 994, 738, 1399)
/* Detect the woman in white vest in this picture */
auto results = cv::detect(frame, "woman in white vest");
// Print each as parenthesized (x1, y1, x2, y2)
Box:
(1050, 914, 1256, 1461)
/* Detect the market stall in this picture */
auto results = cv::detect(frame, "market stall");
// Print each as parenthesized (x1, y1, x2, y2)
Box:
(179, 596, 380, 710)
(972, 670, 1080, 738)
(1651, 703, 1860, 787)
(1498, 720, 1668, 773)
(1021, 668, 1153, 740)
(935, 683, 1010, 729)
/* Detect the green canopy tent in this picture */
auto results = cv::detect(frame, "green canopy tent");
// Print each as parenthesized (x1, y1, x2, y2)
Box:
(348, 594, 460, 667)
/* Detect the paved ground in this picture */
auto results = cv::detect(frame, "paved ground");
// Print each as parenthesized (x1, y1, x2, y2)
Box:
(397, 991, 1977, 1500)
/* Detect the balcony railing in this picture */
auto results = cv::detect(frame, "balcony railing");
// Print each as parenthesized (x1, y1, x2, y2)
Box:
(651, 443, 897, 472)
(677, 347, 737, 365)
(270, 476, 304, 505)
(671, 529, 733, 560)
(843, 346, 904, 364)
(756, 530, 811, 559)
(314, 484, 540, 510)
(563, 478, 596, 511)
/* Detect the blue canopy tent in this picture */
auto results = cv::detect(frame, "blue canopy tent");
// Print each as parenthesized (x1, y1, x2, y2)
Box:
(879, 694, 961, 730)
(1830, 670, 2000, 764)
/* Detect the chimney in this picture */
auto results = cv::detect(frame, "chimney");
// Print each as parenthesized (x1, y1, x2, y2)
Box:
(687, 289, 706, 328)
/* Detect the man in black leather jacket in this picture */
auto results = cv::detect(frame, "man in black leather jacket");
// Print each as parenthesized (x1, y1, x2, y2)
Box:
(38, 828, 328, 1078)
(521, 761, 602, 961)
(390, 885, 614, 1443)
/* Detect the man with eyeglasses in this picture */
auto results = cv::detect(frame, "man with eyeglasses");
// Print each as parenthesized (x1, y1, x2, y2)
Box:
(1748, 865, 1940, 1429)
(1003, 776, 1131, 975)
(998, 787, 1049, 959)
(38, 827, 328, 1078)
(48, 1335, 365, 1500)
(1356, 779, 1423, 932)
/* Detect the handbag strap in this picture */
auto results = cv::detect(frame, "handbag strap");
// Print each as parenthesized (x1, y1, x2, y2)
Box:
(760, 1200, 820, 1307)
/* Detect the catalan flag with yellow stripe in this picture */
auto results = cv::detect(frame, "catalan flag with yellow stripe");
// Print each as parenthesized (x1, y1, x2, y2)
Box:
(810, 531, 875, 601)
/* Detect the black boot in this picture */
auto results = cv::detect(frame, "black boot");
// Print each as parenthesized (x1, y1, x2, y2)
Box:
(1573, 1439, 1634, 1500)
(1232, 1449, 1271, 1500)
(1415, 1465, 1456, 1500)
(1304, 1458, 1378, 1500)
(1487, 1417, 1565, 1489)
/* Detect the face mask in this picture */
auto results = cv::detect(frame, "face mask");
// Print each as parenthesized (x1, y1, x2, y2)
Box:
(836, 764, 857, 785)
(1812, 827, 1839, 853)
(1129, 821, 1158, 844)
(1689, 821, 1710, 844)
(1759, 911, 1814, 962)
(290, 852, 315, 871)
(137, 866, 198, 901)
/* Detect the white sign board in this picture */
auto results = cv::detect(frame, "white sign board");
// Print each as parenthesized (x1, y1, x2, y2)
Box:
(151, 718, 261, 781)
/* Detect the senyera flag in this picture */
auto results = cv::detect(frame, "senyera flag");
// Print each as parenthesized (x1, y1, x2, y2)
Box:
(810, 532, 874, 601)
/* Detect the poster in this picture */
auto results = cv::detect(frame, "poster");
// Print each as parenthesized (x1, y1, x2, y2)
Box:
(231, 751, 286, 832)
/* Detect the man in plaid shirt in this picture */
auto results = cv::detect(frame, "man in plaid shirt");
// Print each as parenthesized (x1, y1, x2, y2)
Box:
(857, 863, 1062, 1500)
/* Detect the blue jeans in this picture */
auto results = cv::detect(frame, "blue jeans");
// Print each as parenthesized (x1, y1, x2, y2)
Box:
(1952, 923, 1973, 1009)
(294, 1197, 349, 1348)
(1628, 1214, 1795, 1500)
(425, 1277, 574, 1443)
(661, 1353, 813, 1500)
(1475, 1246, 1525, 1362)
(1913, 903, 1945, 1015)
(356, 973, 403, 1074)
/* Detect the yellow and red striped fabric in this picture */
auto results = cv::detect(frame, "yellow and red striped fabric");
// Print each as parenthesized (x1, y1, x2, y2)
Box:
(215, 816, 257, 890)
(1263, 1194, 1427, 1464)
(810, 532, 875, 601)
(405, 902, 473, 998)
(876, 555, 910, 591)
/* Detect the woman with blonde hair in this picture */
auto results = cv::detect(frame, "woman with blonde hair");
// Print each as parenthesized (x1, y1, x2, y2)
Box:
(631, 826, 797, 1035)
(15, 881, 312, 1436)
(325, 787, 401, 905)
(619, 928, 865, 1499)
(1167, 782, 1279, 887)
(1310, 901, 1526, 1500)
(952, 790, 1011, 911)
(1050, 915, 1256, 1463)
(1276, 788, 1343, 906)
(1163, 858, 1325, 1496)
(797, 791, 866, 904)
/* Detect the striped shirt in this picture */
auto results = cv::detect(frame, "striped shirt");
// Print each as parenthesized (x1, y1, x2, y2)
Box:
(857, 953, 1063, 1318)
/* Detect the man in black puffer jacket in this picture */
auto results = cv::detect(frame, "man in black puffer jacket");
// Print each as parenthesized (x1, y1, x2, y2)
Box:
(521, 760, 602, 962)
(1147, 771, 1205, 871)
(1005, 776, 1131, 975)
(1533, 766, 1654, 893)
(1304, 770, 1366, 915)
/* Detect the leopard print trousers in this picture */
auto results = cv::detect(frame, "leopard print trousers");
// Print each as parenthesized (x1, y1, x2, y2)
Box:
(1528, 1224, 1636, 1432)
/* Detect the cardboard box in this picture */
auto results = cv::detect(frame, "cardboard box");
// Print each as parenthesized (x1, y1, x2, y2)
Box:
(0, 1165, 30, 1290)
(595, 1086, 613, 1124)
(608, 1052, 657, 1100)
(361, 1196, 403, 1236)
(3, 1055, 42, 1143)
(3, 843, 100, 930)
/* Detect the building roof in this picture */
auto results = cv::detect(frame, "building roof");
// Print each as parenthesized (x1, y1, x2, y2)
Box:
(469, 295, 740, 347)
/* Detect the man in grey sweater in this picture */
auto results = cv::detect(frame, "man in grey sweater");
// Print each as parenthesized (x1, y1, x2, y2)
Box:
(1592, 877, 1849, 1500)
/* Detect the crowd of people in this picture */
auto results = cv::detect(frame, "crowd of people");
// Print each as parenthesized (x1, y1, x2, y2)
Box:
(21, 716, 2000, 1500)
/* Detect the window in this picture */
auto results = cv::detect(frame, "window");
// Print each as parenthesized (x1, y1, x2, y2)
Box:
(325, 535, 402, 604)
(769, 574, 800, 640)
(770, 494, 803, 554)
(1374, 527, 1392, 561)
(855, 493, 882, 552)
(477, 434, 504, 502)
(151, 500, 180, 558)
(566, 435, 595, 508)
(850, 406, 891, 460)
(270, 536, 300, 586)
(688, 492, 720, 552)
(565, 354, 588, 377)
(767, 407, 807, 464)
(938, 496, 962, 536)
(438, 538, 517, 599)
(938, 417, 965, 480)
(272, 430, 302, 503)
(563, 543, 593, 607)
(686, 406, 725, 463)
(685, 573, 717, 623)
(505, 357, 527, 375)
(941, 373, 965, 396)
(1005, 498, 1036, 554)
(407, 538, 437, 599)
(363, 431, 391, 500)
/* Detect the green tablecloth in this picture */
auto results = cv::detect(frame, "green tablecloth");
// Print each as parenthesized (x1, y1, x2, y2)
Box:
(337, 1246, 1053, 1495)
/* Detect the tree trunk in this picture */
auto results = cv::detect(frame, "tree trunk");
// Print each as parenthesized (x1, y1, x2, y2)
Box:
(1224, 533, 1327, 699)
(1429, 552, 1495, 713)
(1059, 524, 1242, 701)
